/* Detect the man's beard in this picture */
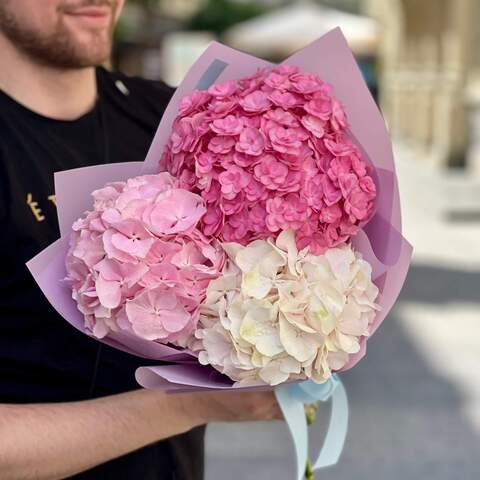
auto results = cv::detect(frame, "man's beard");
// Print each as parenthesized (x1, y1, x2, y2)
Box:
(0, 0, 117, 69)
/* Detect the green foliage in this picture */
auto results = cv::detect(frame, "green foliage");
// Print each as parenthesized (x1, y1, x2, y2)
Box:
(187, 0, 270, 36)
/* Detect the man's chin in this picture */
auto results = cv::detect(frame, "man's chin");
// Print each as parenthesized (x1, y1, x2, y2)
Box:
(56, 34, 112, 68)
(38, 44, 112, 69)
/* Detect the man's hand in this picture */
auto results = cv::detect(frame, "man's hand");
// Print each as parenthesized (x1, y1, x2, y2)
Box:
(187, 390, 283, 425)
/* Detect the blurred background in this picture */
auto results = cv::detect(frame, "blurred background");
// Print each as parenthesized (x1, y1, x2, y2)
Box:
(114, 1, 480, 478)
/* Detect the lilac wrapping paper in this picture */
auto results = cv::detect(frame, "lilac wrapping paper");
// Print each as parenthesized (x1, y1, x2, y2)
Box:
(27, 28, 412, 393)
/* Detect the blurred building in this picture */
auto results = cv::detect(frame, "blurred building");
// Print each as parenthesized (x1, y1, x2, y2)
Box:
(222, 0, 380, 97)
(223, 0, 378, 59)
(366, 0, 480, 174)
(116, 0, 480, 176)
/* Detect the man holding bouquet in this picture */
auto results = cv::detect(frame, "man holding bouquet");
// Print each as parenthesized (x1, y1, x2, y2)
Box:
(0, 1, 282, 479)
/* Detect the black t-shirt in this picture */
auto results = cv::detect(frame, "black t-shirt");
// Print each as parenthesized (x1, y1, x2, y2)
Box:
(0, 67, 204, 480)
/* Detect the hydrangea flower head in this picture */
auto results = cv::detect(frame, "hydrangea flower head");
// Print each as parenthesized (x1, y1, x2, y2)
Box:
(161, 65, 377, 254)
(191, 230, 379, 386)
(65, 173, 225, 345)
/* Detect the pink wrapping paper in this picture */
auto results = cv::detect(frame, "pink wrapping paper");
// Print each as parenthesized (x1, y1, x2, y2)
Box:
(27, 27, 412, 392)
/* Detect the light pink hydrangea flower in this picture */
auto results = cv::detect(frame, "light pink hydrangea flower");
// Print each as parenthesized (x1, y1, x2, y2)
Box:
(125, 289, 193, 342)
(65, 173, 225, 345)
(161, 65, 377, 253)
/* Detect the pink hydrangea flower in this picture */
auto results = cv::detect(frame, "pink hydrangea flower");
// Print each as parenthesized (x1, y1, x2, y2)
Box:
(351, 152, 367, 177)
(244, 178, 267, 201)
(160, 64, 376, 251)
(91, 183, 123, 211)
(264, 72, 291, 90)
(268, 126, 307, 156)
(233, 152, 255, 168)
(208, 135, 236, 154)
(249, 204, 267, 233)
(331, 98, 348, 131)
(125, 289, 193, 341)
(201, 205, 224, 236)
(303, 174, 325, 207)
(195, 152, 215, 175)
(106, 219, 154, 259)
(65, 173, 225, 345)
(359, 176, 377, 198)
(222, 209, 250, 242)
(178, 90, 211, 116)
(220, 192, 246, 215)
(235, 128, 265, 156)
(253, 155, 289, 190)
(289, 73, 323, 94)
(268, 90, 303, 109)
(142, 189, 206, 235)
(277, 170, 303, 193)
(71, 229, 105, 268)
(170, 113, 209, 154)
(301, 114, 325, 138)
(265, 194, 311, 232)
(95, 259, 147, 309)
(239, 90, 272, 112)
(243, 115, 262, 129)
(338, 173, 359, 197)
(344, 187, 371, 221)
(304, 94, 332, 121)
(324, 136, 355, 157)
(328, 156, 352, 180)
(208, 80, 237, 98)
(264, 108, 299, 127)
(318, 204, 343, 224)
(208, 99, 237, 116)
(218, 165, 251, 199)
(210, 115, 244, 136)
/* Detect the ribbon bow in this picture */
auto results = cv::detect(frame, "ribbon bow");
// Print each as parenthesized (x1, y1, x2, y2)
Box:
(275, 375, 348, 480)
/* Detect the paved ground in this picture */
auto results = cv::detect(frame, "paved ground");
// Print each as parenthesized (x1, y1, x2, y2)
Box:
(204, 147, 480, 479)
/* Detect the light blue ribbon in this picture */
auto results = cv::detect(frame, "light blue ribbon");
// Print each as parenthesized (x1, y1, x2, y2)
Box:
(275, 375, 349, 480)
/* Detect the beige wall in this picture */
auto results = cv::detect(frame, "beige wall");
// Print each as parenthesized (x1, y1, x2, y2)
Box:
(367, 0, 480, 169)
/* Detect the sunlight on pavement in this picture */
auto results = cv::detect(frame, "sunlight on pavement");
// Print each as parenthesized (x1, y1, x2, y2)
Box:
(395, 144, 480, 270)
(398, 302, 480, 432)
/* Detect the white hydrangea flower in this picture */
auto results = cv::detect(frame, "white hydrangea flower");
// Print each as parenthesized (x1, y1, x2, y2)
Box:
(192, 230, 380, 386)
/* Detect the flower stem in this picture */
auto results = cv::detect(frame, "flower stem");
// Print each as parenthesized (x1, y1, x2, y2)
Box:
(304, 403, 320, 479)
(305, 459, 315, 480)
(306, 403, 319, 426)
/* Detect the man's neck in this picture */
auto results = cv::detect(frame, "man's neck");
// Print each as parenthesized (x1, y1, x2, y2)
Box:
(0, 35, 98, 120)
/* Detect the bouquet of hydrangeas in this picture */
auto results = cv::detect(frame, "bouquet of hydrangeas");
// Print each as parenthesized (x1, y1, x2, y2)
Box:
(28, 29, 412, 480)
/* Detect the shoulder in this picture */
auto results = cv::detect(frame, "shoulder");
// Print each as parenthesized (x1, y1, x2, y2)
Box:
(96, 67, 175, 117)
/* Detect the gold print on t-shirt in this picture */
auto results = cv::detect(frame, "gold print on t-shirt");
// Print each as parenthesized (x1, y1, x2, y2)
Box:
(26, 193, 45, 222)
(47, 194, 57, 207)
